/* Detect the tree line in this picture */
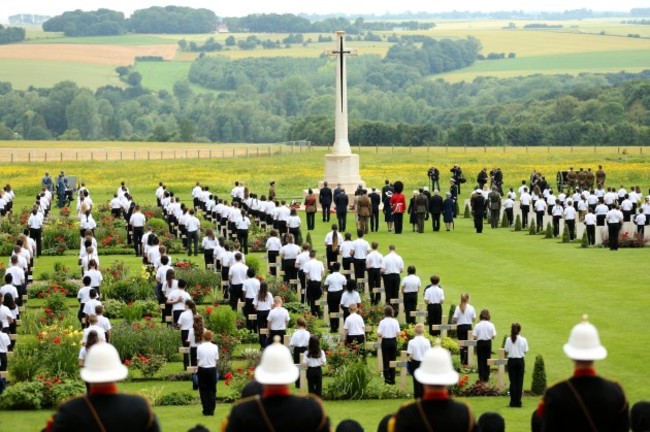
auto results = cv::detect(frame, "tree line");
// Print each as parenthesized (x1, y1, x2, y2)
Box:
(0, 25, 25, 45)
(1, 66, 650, 145)
(42, 6, 217, 36)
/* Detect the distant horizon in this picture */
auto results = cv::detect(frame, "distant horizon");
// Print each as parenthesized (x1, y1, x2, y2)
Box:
(2, 0, 649, 24)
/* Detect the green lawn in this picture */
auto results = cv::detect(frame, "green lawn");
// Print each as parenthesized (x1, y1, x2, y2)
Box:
(1, 147, 649, 430)
(134, 61, 210, 93)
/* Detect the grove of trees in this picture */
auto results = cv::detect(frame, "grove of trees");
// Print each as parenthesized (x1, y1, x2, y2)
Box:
(42, 9, 127, 36)
(0, 24, 26, 44)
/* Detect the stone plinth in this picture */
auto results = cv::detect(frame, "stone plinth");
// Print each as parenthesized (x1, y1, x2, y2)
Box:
(320, 153, 365, 192)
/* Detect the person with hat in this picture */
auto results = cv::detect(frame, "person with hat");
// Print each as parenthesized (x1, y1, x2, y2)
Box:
(222, 338, 330, 432)
(44, 343, 160, 431)
(386, 341, 476, 432)
(537, 315, 629, 432)
(470, 188, 486, 233)
(56, 171, 68, 208)
(41, 172, 53, 193)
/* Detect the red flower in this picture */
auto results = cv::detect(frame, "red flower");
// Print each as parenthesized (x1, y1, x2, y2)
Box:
(44, 308, 52, 314)
(206, 306, 213, 314)
(124, 359, 131, 366)
(53, 337, 61, 344)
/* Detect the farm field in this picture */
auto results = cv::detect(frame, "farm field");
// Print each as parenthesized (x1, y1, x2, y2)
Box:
(5, 18, 650, 90)
(1, 145, 649, 430)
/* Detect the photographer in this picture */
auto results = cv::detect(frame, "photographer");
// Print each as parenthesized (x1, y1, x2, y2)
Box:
(427, 167, 440, 192)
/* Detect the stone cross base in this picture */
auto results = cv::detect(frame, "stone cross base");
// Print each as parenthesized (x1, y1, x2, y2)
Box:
(320, 153, 365, 194)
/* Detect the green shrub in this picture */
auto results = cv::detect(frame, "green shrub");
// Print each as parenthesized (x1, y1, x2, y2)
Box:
(545, 222, 553, 238)
(207, 306, 237, 335)
(531, 354, 547, 395)
(103, 277, 154, 303)
(157, 392, 197, 406)
(463, 204, 470, 218)
(146, 218, 168, 237)
(0, 381, 45, 410)
(46, 380, 86, 406)
(9, 340, 42, 382)
(514, 214, 522, 231)
(528, 220, 536, 235)
(102, 298, 125, 319)
(323, 360, 372, 400)
(581, 230, 589, 248)
(562, 225, 570, 243)
(500, 211, 509, 228)
(245, 255, 262, 276)
(44, 292, 67, 315)
(366, 382, 408, 399)
(111, 321, 179, 361)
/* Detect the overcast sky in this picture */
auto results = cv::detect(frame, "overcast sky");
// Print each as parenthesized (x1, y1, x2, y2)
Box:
(2, 0, 646, 22)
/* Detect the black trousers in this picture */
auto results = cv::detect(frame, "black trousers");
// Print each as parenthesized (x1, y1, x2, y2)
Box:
(404, 292, 417, 325)
(267, 251, 279, 276)
(190, 347, 197, 367)
(586, 224, 596, 245)
(431, 212, 441, 231)
(566, 219, 576, 240)
(325, 245, 338, 271)
(282, 259, 297, 283)
(322, 204, 331, 222)
(505, 208, 514, 226)
(203, 249, 214, 269)
(383, 274, 400, 316)
(257, 310, 270, 347)
(306, 212, 315, 230)
(367, 268, 381, 305)
(298, 270, 306, 300)
(427, 303, 442, 336)
(187, 230, 199, 256)
(536, 211, 544, 231)
(306, 366, 323, 396)
(197, 366, 217, 415)
(474, 215, 483, 233)
(133, 226, 144, 256)
(521, 205, 530, 227)
(237, 229, 249, 255)
(244, 298, 255, 330)
(393, 213, 404, 234)
(327, 290, 342, 332)
(306, 280, 322, 318)
(410, 359, 423, 399)
(508, 357, 525, 407)
(353, 258, 366, 282)
(608, 222, 620, 250)
(596, 214, 606, 226)
(457, 324, 472, 366)
(476, 339, 492, 382)
(29, 228, 42, 257)
(229, 284, 243, 311)
(370, 211, 379, 232)
(342, 257, 353, 279)
(181, 329, 190, 369)
(0, 352, 6, 371)
(553, 215, 561, 237)
(337, 212, 347, 232)
(381, 338, 397, 384)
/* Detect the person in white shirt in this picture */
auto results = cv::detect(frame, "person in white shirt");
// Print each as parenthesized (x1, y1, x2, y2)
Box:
(605, 205, 624, 250)
(504, 195, 515, 226)
(635, 208, 647, 235)
(167, 280, 191, 324)
(377, 306, 401, 385)
(265, 230, 282, 276)
(338, 232, 355, 280)
(302, 335, 326, 396)
(287, 208, 302, 247)
(279, 234, 300, 284)
(228, 253, 248, 311)
(242, 268, 261, 331)
(0, 326, 10, 371)
(161, 268, 178, 324)
(534, 197, 547, 232)
(82, 289, 102, 325)
(254, 282, 274, 348)
(289, 317, 310, 372)
(642, 197, 650, 226)
(407, 323, 432, 398)
(177, 300, 196, 370)
(295, 243, 311, 298)
(81, 246, 99, 275)
(267, 296, 290, 343)
(196, 330, 219, 416)
(0, 274, 19, 303)
(201, 229, 218, 270)
(382, 245, 404, 315)
(324, 262, 347, 332)
(583, 208, 598, 246)
(27, 207, 43, 257)
(6, 256, 25, 305)
(324, 224, 343, 271)
(452, 292, 477, 366)
(129, 205, 146, 257)
(94, 304, 112, 342)
(236, 210, 252, 255)
(185, 209, 201, 257)
(110, 193, 122, 218)
(423, 275, 445, 336)
(0, 295, 14, 331)
(365, 242, 383, 305)
(520, 188, 532, 228)
(83, 259, 103, 294)
(78, 329, 100, 368)
(504, 322, 528, 408)
(563, 200, 577, 240)
(303, 250, 325, 318)
(340, 278, 361, 322)
(344, 303, 366, 353)
(473, 309, 497, 382)
(350, 230, 370, 282)
(83, 315, 107, 343)
(77, 278, 92, 328)
(401, 266, 421, 325)
(192, 182, 202, 210)
(621, 195, 634, 222)
(551, 203, 563, 237)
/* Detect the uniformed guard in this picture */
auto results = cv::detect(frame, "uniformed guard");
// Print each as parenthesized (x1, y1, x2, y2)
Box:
(386, 340, 477, 432)
(44, 343, 160, 432)
(536, 315, 629, 432)
(222, 337, 330, 432)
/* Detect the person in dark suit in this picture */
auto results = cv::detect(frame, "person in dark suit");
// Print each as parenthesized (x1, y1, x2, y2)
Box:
(369, 188, 381, 232)
(334, 188, 349, 232)
(223, 338, 330, 432)
(428, 190, 443, 231)
(319, 182, 332, 223)
(44, 343, 160, 432)
(470, 189, 486, 233)
(385, 341, 476, 432)
(537, 315, 629, 432)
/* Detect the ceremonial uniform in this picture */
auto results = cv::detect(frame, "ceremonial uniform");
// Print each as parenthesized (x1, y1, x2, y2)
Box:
(223, 390, 329, 432)
(540, 369, 628, 432)
(389, 393, 476, 432)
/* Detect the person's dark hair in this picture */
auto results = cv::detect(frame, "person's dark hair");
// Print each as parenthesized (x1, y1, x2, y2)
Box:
(166, 269, 175, 286)
(187, 425, 211, 432)
(4, 273, 12, 284)
(160, 255, 169, 266)
(479, 309, 491, 321)
(429, 275, 440, 285)
(193, 315, 205, 344)
(257, 281, 269, 302)
(296, 317, 306, 328)
(178, 279, 187, 289)
(307, 335, 321, 359)
(345, 279, 357, 293)
(335, 419, 364, 432)
(344, 232, 352, 241)
(247, 268, 256, 278)
(86, 330, 100, 352)
(89, 289, 97, 299)
(393, 181, 404, 194)
(384, 306, 394, 317)
(407, 265, 416, 275)
(83, 276, 91, 286)
(478, 412, 505, 432)
(185, 299, 196, 314)
(631, 401, 650, 432)
(510, 322, 521, 343)
(240, 380, 264, 399)
(331, 262, 341, 272)
(3, 293, 16, 310)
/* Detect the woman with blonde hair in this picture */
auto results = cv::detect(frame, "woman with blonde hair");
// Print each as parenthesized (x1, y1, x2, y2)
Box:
(452, 292, 476, 366)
